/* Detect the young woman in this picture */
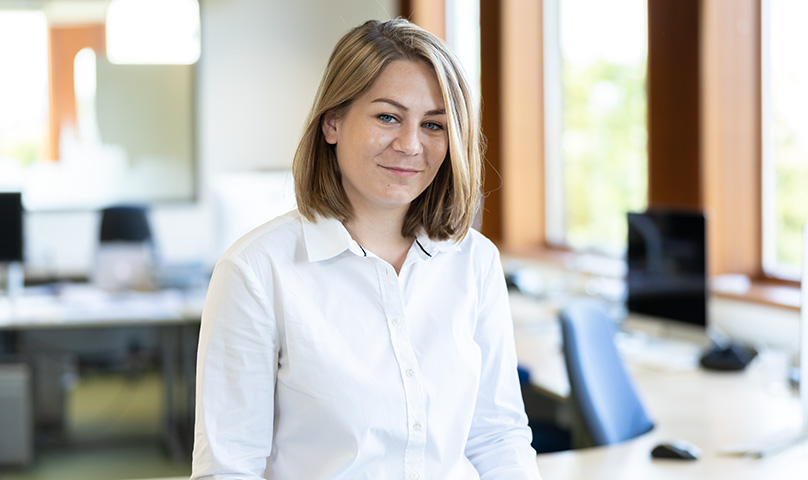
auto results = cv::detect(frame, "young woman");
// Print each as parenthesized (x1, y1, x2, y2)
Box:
(191, 18, 542, 480)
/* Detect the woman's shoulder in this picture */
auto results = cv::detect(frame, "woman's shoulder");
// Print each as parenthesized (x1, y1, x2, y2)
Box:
(457, 228, 501, 258)
(218, 209, 303, 264)
(425, 228, 501, 272)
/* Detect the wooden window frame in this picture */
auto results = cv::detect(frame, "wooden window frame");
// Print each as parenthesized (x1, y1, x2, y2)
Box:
(403, 0, 794, 307)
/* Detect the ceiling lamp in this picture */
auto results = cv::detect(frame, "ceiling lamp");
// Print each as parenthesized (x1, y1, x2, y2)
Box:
(105, 0, 200, 65)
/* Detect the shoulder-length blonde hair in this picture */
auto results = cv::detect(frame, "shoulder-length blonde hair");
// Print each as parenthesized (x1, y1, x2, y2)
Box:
(292, 18, 482, 242)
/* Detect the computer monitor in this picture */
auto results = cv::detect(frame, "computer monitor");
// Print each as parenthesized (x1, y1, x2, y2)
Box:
(0, 192, 24, 263)
(626, 209, 707, 328)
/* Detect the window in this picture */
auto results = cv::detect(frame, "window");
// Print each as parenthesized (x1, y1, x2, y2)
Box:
(762, 0, 808, 279)
(544, 0, 648, 255)
(0, 3, 198, 211)
(445, 0, 480, 99)
(0, 11, 49, 180)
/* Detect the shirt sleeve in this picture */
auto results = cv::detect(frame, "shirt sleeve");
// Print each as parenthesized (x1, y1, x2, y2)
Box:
(191, 255, 279, 480)
(465, 247, 543, 480)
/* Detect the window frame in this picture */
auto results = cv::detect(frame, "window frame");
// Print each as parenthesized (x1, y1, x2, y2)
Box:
(405, 0, 797, 307)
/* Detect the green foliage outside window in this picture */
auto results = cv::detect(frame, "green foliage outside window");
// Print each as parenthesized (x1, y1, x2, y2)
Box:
(766, 0, 808, 278)
(561, 58, 648, 255)
(773, 118, 808, 274)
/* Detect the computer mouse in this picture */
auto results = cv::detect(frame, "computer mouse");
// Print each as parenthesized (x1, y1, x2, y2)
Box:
(651, 440, 702, 460)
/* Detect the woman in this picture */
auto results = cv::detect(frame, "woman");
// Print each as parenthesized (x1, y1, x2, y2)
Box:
(191, 18, 542, 480)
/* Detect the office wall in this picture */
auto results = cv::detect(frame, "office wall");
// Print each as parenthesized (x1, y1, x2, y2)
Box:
(24, 0, 396, 277)
(95, 61, 195, 203)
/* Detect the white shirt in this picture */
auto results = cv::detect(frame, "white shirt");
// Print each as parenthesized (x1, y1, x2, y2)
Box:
(191, 210, 541, 480)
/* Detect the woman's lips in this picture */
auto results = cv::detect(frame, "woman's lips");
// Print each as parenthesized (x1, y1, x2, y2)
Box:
(381, 165, 420, 178)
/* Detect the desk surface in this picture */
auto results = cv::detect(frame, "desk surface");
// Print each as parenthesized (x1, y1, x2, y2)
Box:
(0, 284, 205, 329)
(536, 361, 807, 478)
(534, 366, 808, 479)
(510, 293, 808, 479)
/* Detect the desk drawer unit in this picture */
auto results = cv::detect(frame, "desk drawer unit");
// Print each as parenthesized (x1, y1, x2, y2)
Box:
(0, 363, 33, 465)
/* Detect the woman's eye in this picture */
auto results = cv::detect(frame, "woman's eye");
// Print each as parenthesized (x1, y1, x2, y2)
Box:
(378, 114, 397, 123)
(423, 122, 444, 131)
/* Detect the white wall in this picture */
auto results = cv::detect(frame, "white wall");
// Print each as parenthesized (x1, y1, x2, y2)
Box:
(24, 0, 396, 278)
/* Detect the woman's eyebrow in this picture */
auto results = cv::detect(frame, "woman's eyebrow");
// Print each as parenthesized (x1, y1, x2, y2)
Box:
(371, 97, 446, 116)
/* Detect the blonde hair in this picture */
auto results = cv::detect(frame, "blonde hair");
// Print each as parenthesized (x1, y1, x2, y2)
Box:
(292, 18, 482, 242)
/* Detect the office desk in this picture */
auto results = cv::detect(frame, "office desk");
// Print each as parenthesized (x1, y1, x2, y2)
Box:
(0, 284, 205, 461)
(509, 293, 808, 479)
(534, 361, 807, 478)
(0, 285, 203, 329)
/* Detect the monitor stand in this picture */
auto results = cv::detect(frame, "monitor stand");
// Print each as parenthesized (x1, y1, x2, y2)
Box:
(0, 262, 24, 300)
(616, 313, 708, 371)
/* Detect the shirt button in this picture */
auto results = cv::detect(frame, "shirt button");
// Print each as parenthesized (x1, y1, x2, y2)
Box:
(406, 369, 415, 377)
(391, 317, 401, 326)
(410, 473, 420, 479)
(413, 422, 422, 431)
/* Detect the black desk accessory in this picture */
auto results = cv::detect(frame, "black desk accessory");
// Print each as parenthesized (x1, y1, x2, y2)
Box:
(651, 440, 702, 460)
(699, 341, 758, 371)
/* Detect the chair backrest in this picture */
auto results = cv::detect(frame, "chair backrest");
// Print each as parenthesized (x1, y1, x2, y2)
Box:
(94, 205, 156, 291)
(560, 301, 654, 447)
(99, 205, 153, 244)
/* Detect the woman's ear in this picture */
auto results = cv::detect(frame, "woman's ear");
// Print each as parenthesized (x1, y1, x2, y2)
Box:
(321, 111, 339, 145)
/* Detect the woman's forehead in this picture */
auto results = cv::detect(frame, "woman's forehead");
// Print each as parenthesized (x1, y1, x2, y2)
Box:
(357, 60, 445, 111)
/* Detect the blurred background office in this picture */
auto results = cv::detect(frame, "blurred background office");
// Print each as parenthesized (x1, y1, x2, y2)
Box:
(0, 1, 388, 478)
(1, 0, 807, 479)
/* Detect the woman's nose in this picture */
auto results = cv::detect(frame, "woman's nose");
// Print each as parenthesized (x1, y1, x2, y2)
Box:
(393, 123, 422, 155)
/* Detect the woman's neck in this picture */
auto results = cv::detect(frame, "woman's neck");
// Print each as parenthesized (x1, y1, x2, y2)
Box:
(344, 208, 413, 274)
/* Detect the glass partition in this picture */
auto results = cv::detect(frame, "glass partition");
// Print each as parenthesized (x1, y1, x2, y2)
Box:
(0, 0, 198, 211)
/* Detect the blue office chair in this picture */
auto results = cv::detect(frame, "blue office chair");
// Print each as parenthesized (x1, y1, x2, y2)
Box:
(560, 301, 654, 448)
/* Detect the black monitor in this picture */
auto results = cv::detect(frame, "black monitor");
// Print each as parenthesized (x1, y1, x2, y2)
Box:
(626, 209, 707, 328)
(0, 192, 24, 263)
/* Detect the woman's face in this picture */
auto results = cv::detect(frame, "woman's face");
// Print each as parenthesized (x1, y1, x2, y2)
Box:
(322, 60, 448, 220)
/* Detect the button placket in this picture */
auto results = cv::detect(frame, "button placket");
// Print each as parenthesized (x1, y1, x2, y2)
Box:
(376, 261, 427, 480)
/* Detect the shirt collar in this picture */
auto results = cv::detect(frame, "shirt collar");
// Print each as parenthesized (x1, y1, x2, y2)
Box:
(301, 213, 463, 263)
(301, 214, 366, 262)
(412, 230, 462, 259)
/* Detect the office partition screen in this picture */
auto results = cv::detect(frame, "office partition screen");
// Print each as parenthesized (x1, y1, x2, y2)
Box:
(0, 192, 23, 263)
(626, 210, 707, 327)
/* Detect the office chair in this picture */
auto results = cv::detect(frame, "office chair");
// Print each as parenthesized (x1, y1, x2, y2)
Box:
(518, 364, 573, 453)
(99, 205, 153, 243)
(560, 300, 654, 448)
(93, 204, 156, 291)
